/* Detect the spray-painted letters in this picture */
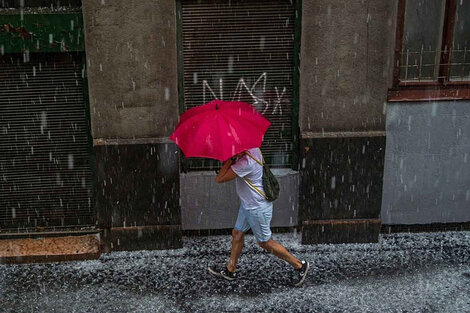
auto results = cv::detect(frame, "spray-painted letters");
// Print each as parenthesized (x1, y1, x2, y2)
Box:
(202, 73, 287, 115)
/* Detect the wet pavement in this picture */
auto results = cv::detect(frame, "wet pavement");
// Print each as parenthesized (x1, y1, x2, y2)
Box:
(1, 231, 470, 313)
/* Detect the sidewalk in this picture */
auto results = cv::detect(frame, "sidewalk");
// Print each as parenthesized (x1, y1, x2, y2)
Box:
(1, 231, 470, 313)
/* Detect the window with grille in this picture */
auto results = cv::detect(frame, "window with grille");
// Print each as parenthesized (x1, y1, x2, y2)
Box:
(389, 0, 470, 101)
(178, 0, 299, 170)
(0, 53, 94, 232)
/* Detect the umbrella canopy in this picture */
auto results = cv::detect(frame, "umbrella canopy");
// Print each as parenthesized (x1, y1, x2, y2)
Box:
(170, 100, 270, 161)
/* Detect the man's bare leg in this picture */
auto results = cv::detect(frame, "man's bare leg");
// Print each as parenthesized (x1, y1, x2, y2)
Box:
(259, 239, 302, 269)
(227, 229, 245, 272)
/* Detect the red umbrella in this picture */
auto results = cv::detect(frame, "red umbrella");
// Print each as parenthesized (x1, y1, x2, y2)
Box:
(170, 100, 270, 161)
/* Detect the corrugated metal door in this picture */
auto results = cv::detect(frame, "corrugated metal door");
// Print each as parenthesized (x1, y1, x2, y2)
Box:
(180, 0, 296, 169)
(0, 52, 94, 232)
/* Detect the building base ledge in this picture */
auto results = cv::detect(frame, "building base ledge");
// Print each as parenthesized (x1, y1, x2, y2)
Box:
(0, 233, 101, 264)
(302, 219, 382, 245)
(101, 225, 183, 252)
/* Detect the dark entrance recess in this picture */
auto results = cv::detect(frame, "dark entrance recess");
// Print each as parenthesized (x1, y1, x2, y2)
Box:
(0, 52, 94, 232)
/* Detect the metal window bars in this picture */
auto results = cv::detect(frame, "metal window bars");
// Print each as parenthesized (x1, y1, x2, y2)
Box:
(399, 47, 470, 82)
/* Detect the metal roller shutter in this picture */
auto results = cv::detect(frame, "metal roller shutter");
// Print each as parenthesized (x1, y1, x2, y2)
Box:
(180, 0, 296, 169)
(0, 53, 94, 232)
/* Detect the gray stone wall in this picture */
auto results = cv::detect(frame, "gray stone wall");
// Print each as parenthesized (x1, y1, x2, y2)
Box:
(82, 1, 182, 250)
(180, 170, 299, 230)
(80, 1, 404, 236)
(382, 101, 470, 224)
(299, 0, 396, 134)
(298, 1, 394, 243)
(82, 0, 179, 139)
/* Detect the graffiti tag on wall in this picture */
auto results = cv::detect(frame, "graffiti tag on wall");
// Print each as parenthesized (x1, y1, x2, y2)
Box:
(202, 72, 287, 115)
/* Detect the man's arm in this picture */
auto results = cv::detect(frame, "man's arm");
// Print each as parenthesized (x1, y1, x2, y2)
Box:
(215, 159, 238, 183)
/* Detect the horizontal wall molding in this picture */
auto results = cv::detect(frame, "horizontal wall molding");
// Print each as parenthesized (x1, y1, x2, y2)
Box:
(301, 131, 386, 139)
(303, 219, 381, 225)
(301, 219, 382, 244)
(93, 137, 172, 146)
(102, 225, 183, 252)
(381, 222, 470, 233)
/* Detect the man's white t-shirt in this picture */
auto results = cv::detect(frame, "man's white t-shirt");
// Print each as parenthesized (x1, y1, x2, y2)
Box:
(231, 148, 268, 210)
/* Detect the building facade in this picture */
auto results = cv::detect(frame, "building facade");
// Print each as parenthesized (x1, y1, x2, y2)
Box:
(1, 0, 469, 252)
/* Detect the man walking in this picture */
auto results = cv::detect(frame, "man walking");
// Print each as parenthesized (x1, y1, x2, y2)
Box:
(208, 147, 309, 287)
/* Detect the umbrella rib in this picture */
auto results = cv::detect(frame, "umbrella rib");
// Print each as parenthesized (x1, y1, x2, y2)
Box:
(215, 115, 227, 160)
(220, 113, 242, 159)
